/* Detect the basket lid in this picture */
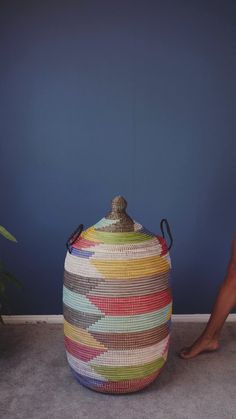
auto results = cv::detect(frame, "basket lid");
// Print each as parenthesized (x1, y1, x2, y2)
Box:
(70, 195, 168, 251)
(91, 195, 156, 237)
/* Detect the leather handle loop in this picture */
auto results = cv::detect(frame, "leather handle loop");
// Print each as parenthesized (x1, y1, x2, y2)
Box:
(160, 219, 173, 251)
(66, 224, 84, 254)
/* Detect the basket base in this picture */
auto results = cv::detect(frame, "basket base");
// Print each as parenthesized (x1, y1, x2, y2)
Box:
(71, 368, 162, 394)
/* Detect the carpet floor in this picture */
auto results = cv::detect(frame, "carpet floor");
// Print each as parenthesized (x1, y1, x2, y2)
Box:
(0, 322, 235, 419)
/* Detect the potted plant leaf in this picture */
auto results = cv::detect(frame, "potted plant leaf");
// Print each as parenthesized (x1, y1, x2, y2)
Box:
(0, 225, 21, 322)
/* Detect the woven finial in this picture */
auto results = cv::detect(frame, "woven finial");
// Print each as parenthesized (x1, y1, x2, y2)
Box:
(111, 196, 127, 213)
(101, 195, 134, 232)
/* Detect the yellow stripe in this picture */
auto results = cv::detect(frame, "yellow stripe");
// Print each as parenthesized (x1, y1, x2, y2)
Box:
(64, 320, 107, 350)
(81, 227, 101, 243)
(91, 255, 170, 279)
(81, 227, 152, 244)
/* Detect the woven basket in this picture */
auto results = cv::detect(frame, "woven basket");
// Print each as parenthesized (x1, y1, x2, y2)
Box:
(63, 196, 173, 394)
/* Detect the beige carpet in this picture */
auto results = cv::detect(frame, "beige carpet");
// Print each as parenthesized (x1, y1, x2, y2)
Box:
(0, 322, 236, 419)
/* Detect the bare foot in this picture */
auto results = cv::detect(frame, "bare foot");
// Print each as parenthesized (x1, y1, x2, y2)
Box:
(179, 336, 220, 359)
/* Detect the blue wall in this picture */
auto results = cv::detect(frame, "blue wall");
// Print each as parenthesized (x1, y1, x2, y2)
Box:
(1, 1, 236, 314)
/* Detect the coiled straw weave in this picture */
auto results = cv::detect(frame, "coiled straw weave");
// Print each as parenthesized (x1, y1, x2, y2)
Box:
(63, 196, 172, 394)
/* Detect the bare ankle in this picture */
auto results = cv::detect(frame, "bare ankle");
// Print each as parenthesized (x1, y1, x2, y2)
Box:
(201, 334, 217, 342)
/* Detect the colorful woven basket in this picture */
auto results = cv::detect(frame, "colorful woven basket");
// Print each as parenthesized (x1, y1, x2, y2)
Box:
(63, 196, 173, 394)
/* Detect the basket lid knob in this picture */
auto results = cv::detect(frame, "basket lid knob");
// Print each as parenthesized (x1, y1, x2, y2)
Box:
(102, 195, 134, 232)
(111, 195, 127, 213)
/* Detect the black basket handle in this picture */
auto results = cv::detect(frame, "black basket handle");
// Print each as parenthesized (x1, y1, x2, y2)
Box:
(160, 219, 173, 251)
(66, 224, 84, 254)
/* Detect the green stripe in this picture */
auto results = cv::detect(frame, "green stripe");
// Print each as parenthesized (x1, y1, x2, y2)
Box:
(91, 231, 153, 244)
(91, 357, 165, 380)
(88, 303, 172, 332)
(63, 286, 102, 315)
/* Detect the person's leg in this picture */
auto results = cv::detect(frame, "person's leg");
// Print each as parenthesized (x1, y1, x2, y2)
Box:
(180, 235, 236, 359)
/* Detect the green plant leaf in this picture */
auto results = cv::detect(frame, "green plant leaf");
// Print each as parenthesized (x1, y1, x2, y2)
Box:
(0, 271, 22, 288)
(0, 288, 9, 305)
(0, 280, 5, 295)
(0, 226, 17, 242)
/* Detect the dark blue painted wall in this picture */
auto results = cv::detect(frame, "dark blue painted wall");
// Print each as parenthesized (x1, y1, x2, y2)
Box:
(1, 1, 235, 314)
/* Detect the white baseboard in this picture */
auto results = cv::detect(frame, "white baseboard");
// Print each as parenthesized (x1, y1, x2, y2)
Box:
(2, 314, 236, 324)
(172, 314, 236, 322)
